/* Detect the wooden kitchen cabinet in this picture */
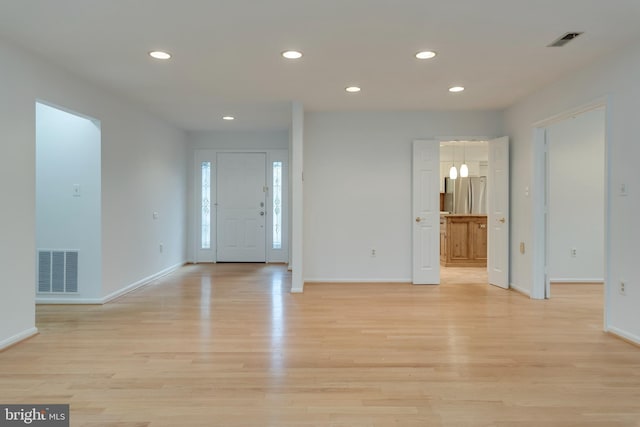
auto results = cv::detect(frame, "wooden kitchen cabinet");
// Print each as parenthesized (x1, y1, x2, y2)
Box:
(440, 215, 487, 267)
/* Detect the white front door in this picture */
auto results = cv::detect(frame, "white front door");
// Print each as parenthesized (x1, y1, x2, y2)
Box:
(412, 140, 440, 284)
(488, 137, 510, 288)
(216, 152, 267, 262)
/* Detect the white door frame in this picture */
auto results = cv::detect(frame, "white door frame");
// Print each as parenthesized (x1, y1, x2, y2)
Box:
(193, 149, 289, 264)
(531, 99, 609, 327)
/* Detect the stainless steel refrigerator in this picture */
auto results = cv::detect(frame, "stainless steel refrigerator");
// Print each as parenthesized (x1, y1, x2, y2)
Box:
(443, 176, 487, 214)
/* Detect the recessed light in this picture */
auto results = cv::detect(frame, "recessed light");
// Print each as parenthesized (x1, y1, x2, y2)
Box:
(345, 86, 361, 93)
(282, 50, 303, 59)
(449, 86, 465, 93)
(222, 116, 235, 121)
(415, 50, 437, 60)
(149, 51, 172, 60)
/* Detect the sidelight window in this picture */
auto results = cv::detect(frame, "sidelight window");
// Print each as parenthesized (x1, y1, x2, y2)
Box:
(201, 161, 211, 249)
(272, 161, 282, 249)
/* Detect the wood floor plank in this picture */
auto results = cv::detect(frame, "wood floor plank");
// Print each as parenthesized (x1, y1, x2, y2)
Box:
(1, 264, 639, 426)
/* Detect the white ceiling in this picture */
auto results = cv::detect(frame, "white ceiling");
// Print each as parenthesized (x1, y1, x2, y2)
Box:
(1, 0, 640, 132)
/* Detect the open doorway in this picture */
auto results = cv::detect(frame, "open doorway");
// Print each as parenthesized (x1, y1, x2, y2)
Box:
(439, 141, 489, 285)
(531, 101, 609, 314)
(35, 101, 102, 303)
(412, 138, 509, 287)
(544, 107, 605, 299)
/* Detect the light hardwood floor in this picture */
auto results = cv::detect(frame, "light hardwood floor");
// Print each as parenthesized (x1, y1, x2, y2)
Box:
(1, 264, 639, 426)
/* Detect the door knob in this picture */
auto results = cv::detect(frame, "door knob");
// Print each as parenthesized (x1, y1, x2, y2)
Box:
(499, 217, 506, 223)
(415, 217, 422, 223)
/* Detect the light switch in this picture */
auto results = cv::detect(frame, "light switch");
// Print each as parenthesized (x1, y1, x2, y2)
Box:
(73, 184, 81, 197)
(153, 212, 159, 220)
(620, 183, 628, 196)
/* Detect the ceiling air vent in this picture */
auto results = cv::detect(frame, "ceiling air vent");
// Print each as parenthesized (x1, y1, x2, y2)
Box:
(547, 32, 583, 47)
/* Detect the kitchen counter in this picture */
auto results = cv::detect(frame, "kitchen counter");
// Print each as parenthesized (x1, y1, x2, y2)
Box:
(441, 213, 487, 217)
(440, 214, 487, 267)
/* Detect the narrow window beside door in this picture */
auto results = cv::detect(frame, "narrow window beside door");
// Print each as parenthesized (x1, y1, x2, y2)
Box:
(201, 161, 211, 249)
(273, 161, 282, 249)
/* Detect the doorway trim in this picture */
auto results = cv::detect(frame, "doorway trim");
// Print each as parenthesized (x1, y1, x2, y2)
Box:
(193, 148, 289, 264)
(35, 100, 102, 303)
(531, 98, 609, 329)
(428, 135, 509, 287)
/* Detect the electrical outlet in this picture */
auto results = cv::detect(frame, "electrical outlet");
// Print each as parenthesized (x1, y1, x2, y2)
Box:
(571, 248, 577, 257)
(371, 249, 376, 257)
(619, 281, 626, 295)
(159, 243, 164, 253)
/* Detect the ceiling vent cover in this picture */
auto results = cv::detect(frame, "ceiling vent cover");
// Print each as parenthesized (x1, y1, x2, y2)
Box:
(548, 32, 583, 47)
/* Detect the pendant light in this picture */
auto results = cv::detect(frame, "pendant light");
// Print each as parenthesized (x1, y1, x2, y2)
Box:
(460, 141, 469, 178)
(449, 144, 458, 180)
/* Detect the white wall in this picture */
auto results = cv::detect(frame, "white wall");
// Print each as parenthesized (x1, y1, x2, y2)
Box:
(0, 37, 187, 346)
(189, 130, 288, 150)
(547, 108, 605, 282)
(102, 112, 188, 300)
(0, 41, 37, 348)
(505, 41, 640, 343)
(303, 111, 503, 282)
(36, 102, 102, 300)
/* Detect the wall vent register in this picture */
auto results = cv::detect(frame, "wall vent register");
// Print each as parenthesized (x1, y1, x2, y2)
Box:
(38, 250, 79, 293)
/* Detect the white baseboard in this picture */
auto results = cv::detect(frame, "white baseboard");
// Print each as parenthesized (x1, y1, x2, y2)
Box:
(549, 278, 604, 283)
(304, 278, 411, 283)
(510, 282, 531, 297)
(36, 297, 103, 304)
(0, 327, 38, 351)
(608, 326, 640, 346)
(102, 262, 186, 303)
(36, 262, 186, 305)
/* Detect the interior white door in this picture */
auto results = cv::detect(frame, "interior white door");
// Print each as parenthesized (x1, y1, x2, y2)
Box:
(488, 137, 510, 288)
(216, 152, 267, 262)
(412, 140, 440, 284)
